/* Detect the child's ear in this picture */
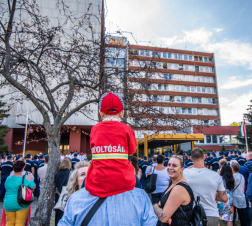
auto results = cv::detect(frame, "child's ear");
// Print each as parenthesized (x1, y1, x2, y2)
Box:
(99, 110, 105, 118)
(119, 110, 124, 118)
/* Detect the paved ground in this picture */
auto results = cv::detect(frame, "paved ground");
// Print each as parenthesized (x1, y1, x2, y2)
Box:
(0, 198, 55, 225)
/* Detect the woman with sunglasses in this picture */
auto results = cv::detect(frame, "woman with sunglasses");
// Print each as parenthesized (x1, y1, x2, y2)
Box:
(153, 155, 194, 226)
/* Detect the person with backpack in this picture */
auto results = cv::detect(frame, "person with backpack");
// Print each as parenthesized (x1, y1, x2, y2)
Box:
(183, 148, 228, 226)
(153, 155, 194, 226)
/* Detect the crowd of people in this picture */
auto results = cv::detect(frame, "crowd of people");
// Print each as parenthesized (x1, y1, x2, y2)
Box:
(0, 91, 251, 226)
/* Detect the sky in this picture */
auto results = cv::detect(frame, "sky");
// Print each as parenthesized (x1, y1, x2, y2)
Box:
(104, 0, 252, 126)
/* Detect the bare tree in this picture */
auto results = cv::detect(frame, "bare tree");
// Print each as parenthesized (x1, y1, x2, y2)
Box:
(0, 0, 199, 224)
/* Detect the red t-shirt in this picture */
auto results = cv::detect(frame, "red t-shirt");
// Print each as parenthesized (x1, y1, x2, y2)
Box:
(85, 121, 137, 197)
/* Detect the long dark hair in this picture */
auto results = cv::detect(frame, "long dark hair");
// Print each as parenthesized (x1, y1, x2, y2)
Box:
(220, 164, 234, 190)
(130, 156, 139, 175)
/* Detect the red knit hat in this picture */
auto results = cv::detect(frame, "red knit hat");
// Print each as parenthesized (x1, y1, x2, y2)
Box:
(99, 92, 124, 115)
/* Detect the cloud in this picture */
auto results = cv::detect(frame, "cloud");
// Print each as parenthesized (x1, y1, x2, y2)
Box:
(161, 28, 213, 46)
(214, 28, 223, 32)
(219, 76, 252, 90)
(219, 92, 251, 125)
(160, 28, 252, 70)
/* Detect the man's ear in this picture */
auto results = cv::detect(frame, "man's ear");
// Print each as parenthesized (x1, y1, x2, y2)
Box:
(119, 110, 124, 118)
(99, 110, 105, 118)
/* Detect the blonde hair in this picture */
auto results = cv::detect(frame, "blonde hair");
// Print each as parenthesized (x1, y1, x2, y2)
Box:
(219, 158, 228, 166)
(66, 161, 90, 200)
(58, 158, 72, 171)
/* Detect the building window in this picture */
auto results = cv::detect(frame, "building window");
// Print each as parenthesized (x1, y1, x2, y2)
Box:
(202, 87, 206, 93)
(158, 84, 162, 90)
(140, 50, 145, 56)
(157, 52, 161, 57)
(195, 66, 199, 72)
(184, 55, 188, 60)
(189, 55, 193, 60)
(212, 135, 217, 143)
(188, 108, 192, 114)
(178, 54, 182, 60)
(163, 53, 167, 58)
(182, 108, 187, 114)
(206, 135, 211, 143)
(177, 107, 182, 114)
(198, 98, 202, 103)
(180, 86, 185, 92)
(204, 120, 209, 125)
(191, 86, 195, 92)
(192, 108, 197, 114)
(199, 138, 204, 143)
(153, 95, 158, 101)
(220, 135, 230, 143)
(164, 95, 169, 102)
(181, 96, 186, 102)
(145, 51, 150, 56)
(176, 96, 181, 102)
(175, 85, 180, 91)
(164, 85, 167, 90)
(203, 109, 208, 115)
(208, 98, 212, 104)
(192, 97, 197, 103)
(187, 97, 192, 103)
(163, 62, 167, 69)
(164, 74, 168, 79)
(174, 54, 178, 59)
(168, 53, 172, 58)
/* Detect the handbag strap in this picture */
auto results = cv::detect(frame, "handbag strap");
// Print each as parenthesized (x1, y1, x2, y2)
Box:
(22, 175, 25, 185)
(81, 197, 107, 226)
(233, 174, 242, 193)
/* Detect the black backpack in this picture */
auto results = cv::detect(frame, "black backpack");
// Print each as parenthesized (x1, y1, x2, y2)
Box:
(179, 196, 207, 226)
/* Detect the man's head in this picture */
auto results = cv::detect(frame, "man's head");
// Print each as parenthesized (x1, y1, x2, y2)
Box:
(26, 153, 31, 159)
(212, 152, 216, 158)
(224, 151, 229, 158)
(143, 156, 147, 161)
(206, 152, 210, 157)
(39, 155, 44, 160)
(230, 160, 240, 173)
(157, 154, 164, 164)
(191, 148, 204, 161)
(34, 154, 38, 160)
(234, 150, 237, 155)
(99, 92, 124, 119)
(7, 155, 13, 161)
(74, 152, 78, 158)
(44, 155, 49, 164)
(219, 151, 224, 156)
(152, 155, 157, 163)
(238, 151, 241, 156)
(246, 152, 252, 161)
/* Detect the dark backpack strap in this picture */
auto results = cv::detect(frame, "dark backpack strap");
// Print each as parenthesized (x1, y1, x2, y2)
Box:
(81, 197, 107, 226)
(179, 206, 191, 223)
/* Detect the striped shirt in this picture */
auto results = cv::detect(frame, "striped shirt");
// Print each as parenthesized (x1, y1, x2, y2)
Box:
(244, 159, 252, 173)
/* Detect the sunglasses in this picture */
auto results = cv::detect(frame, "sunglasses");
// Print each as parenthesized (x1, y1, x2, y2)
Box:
(172, 155, 183, 158)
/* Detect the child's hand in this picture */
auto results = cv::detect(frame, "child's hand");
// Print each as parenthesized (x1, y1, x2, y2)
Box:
(167, 218, 172, 225)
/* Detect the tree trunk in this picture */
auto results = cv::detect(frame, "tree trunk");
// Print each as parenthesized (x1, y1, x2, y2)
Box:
(30, 134, 61, 226)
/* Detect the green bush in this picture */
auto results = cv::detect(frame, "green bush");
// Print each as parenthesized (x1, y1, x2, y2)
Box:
(198, 147, 207, 153)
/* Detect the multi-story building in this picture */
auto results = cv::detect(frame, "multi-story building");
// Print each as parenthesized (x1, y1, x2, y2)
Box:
(2, 0, 104, 155)
(128, 45, 220, 128)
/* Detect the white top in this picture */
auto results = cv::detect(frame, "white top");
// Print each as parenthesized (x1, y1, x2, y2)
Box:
(146, 163, 158, 175)
(241, 153, 247, 159)
(151, 167, 170, 194)
(233, 173, 246, 208)
(37, 164, 48, 190)
(183, 167, 225, 217)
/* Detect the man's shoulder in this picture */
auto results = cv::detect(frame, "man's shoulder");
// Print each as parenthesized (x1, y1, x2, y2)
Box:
(184, 167, 220, 176)
(69, 187, 149, 204)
